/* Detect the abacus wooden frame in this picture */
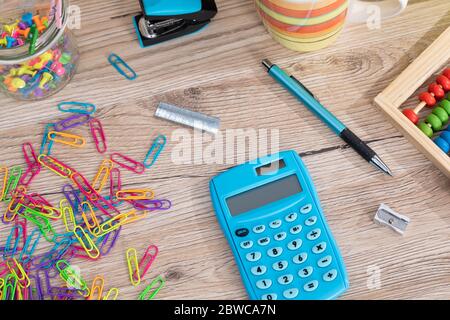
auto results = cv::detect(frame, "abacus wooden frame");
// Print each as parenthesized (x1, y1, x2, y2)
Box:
(375, 26, 450, 178)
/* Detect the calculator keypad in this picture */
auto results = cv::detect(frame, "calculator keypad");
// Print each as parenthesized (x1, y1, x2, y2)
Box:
(237, 202, 342, 300)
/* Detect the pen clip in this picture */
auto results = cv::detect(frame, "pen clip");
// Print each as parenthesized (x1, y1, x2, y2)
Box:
(290, 75, 317, 99)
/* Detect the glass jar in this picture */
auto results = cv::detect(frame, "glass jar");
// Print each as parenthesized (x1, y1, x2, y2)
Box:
(0, 0, 79, 100)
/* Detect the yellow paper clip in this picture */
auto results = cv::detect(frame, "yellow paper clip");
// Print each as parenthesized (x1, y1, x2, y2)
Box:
(61, 199, 76, 232)
(73, 226, 100, 259)
(6, 258, 31, 288)
(116, 189, 155, 201)
(92, 159, 114, 193)
(0, 277, 4, 300)
(88, 275, 104, 300)
(56, 259, 89, 296)
(138, 276, 165, 300)
(103, 287, 119, 300)
(0, 166, 8, 201)
(38, 154, 73, 178)
(126, 248, 141, 287)
(48, 131, 86, 148)
(119, 209, 149, 224)
(81, 201, 100, 234)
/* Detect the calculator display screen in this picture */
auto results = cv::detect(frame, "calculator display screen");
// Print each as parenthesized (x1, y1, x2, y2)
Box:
(226, 175, 302, 216)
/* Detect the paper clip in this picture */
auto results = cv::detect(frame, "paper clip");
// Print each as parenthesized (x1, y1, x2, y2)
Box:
(4, 194, 23, 222)
(0, 166, 8, 201)
(99, 227, 121, 256)
(57, 102, 97, 115)
(38, 155, 74, 178)
(138, 276, 165, 300)
(19, 163, 41, 187)
(54, 114, 91, 131)
(22, 142, 40, 168)
(116, 189, 155, 201)
(73, 226, 100, 259)
(143, 135, 166, 168)
(90, 118, 107, 154)
(3, 166, 22, 202)
(30, 239, 72, 271)
(81, 201, 100, 233)
(118, 209, 148, 225)
(71, 172, 99, 202)
(90, 194, 122, 219)
(2, 274, 18, 300)
(0, 261, 9, 277)
(18, 203, 61, 220)
(61, 199, 76, 232)
(132, 199, 172, 211)
(137, 245, 159, 281)
(62, 184, 82, 215)
(88, 275, 104, 300)
(48, 131, 86, 148)
(19, 228, 41, 264)
(56, 259, 89, 295)
(7, 258, 31, 288)
(103, 287, 119, 300)
(126, 248, 141, 286)
(4, 225, 22, 258)
(108, 53, 137, 80)
(20, 209, 55, 242)
(92, 159, 114, 193)
(111, 153, 145, 174)
(109, 168, 121, 204)
(40, 123, 56, 156)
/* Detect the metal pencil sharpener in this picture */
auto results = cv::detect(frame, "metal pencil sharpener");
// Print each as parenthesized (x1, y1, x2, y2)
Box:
(133, 0, 218, 48)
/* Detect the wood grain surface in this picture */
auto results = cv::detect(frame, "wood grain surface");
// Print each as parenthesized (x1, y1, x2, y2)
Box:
(0, 0, 449, 300)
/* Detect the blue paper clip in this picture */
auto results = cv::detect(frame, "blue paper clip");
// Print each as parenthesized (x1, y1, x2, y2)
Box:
(40, 123, 55, 156)
(108, 53, 137, 80)
(143, 135, 166, 168)
(57, 102, 97, 115)
(4, 225, 22, 259)
(19, 228, 42, 264)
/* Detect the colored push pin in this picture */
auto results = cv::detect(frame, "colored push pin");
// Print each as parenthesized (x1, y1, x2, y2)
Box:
(32, 16, 45, 33)
(4, 24, 16, 35)
(51, 62, 65, 76)
(39, 72, 53, 89)
(16, 28, 30, 39)
(6, 36, 15, 48)
(0, 38, 7, 47)
(40, 52, 53, 64)
(11, 78, 26, 90)
(17, 66, 36, 77)
(22, 13, 33, 27)
(402, 68, 450, 124)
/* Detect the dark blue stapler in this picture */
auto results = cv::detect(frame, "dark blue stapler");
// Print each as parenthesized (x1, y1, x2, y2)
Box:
(134, 0, 218, 48)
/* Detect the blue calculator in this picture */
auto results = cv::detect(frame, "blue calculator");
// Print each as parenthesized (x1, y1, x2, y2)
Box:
(209, 151, 349, 300)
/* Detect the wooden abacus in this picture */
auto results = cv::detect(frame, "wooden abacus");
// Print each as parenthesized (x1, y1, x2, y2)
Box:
(375, 26, 450, 178)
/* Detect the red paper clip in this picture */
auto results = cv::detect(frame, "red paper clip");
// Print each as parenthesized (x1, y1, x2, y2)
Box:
(89, 194, 121, 219)
(38, 155, 74, 178)
(89, 119, 107, 154)
(109, 168, 121, 205)
(70, 172, 100, 202)
(22, 143, 40, 168)
(135, 245, 158, 281)
(19, 163, 41, 187)
(110, 153, 145, 174)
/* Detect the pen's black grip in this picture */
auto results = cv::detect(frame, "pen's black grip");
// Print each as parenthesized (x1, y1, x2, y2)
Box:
(340, 128, 375, 162)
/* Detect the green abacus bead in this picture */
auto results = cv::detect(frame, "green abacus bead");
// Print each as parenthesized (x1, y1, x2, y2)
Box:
(432, 107, 449, 125)
(439, 99, 450, 115)
(426, 113, 442, 131)
(418, 122, 433, 137)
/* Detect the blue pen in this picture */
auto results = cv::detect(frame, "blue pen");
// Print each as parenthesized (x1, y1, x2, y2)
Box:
(263, 59, 392, 176)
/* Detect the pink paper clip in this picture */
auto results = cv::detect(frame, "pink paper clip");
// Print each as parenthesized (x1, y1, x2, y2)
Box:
(70, 172, 100, 202)
(110, 153, 145, 174)
(28, 193, 53, 208)
(22, 143, 40, 168)
(135, 245, 158, 281)
(19, 163, 40, 187)
(109, 168, 121, 205)
(89, 194, 121, 219)
(89, 119, 107, 154)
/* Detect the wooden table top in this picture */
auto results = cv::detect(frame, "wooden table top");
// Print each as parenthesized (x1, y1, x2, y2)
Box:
(0, 0, 449, 300)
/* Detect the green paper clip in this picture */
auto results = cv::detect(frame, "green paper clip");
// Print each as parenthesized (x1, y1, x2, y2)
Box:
(2, 166, 22, 202)
(138, 275, 165, 300)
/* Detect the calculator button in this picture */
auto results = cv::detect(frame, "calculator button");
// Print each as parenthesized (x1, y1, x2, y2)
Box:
(287, 239, 302, 250)
(274, 232, 287, 241)
(307, 229, 321, 241)
(240, 240, 253, 249)
(304, 280, 319, 292)
(277, 274, 294, 285)
(251, 265, 267, 276)
(253, 225, 265, 234)
(293, 252, 308, 264)
(300, 204, 313, 214)
(285, 212, 297, 222)
(312, 242, 327, 254)
(290, 225, 302, 235)
(235, 228, 249, 237)
(323, 269, 338, 282)
(305, 216, 318, 226)
(257, 237, 270, 246)
(318, 255, 332, 268)
(256, 279, 272, 290)
(262, 294, 277, 300)
(272, 260, 288, 271)
(298, 266, 313, 278)
(283, 288, 299, 299)
(267, 247, 283, 258)
(246, 252, 262, 262)
(269, 220, 282, 229)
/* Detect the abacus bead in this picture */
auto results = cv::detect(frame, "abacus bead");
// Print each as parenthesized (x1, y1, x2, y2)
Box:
(443, 68, 450, 80)
(434, 137, 450, 153)
(428, 83, 445, 100)
(418, 122, 434, 138)
(436, 75, 450, 91)
(426, 113, 442, 132)
(419, 92, 436, 107)
(439, 99, 450, 115)
(432, 107, 449, 125)
(402, 109, 419, 124)
(426, 113, 443, 131)
(441, 131, 450, 144)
